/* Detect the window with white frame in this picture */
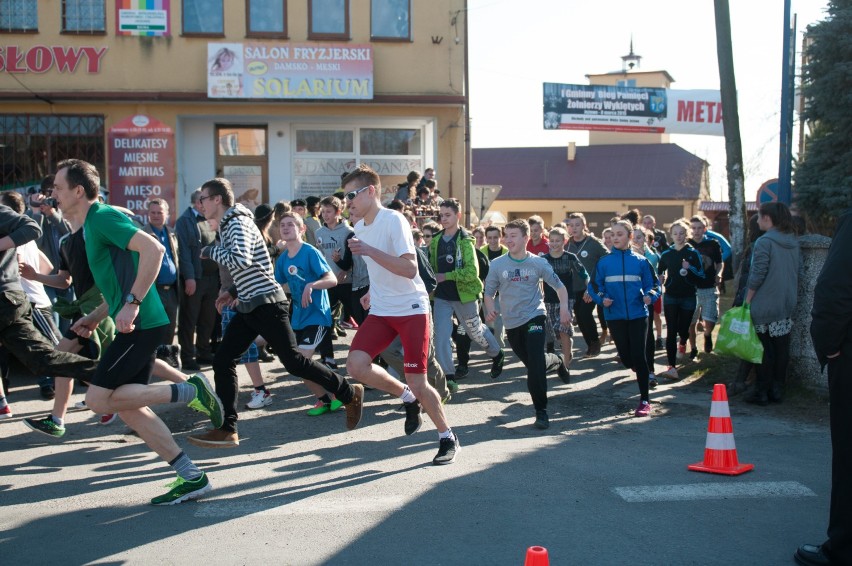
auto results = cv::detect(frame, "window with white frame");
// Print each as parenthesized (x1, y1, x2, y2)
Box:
(0, 0, 38, 32)
(63, 0, 106, 33)
(371, 0, 410, 41)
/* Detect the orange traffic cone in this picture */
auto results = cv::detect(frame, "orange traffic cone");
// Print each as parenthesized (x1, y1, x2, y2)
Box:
(524, 546, 549, 566)
(688, 383, 754, 475)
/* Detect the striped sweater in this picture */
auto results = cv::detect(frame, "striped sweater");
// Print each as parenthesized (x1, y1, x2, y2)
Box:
(208, 204, 286, 313)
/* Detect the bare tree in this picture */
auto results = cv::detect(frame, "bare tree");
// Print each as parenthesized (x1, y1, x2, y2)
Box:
(714, 0, 747, 270)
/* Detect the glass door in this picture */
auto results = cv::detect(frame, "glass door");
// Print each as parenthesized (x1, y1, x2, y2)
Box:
(215, 126, 268, 210)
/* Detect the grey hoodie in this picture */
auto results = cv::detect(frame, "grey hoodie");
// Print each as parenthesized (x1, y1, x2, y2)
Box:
(747, 228, 802, 325)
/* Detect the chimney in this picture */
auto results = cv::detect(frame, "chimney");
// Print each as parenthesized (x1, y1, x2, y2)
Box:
(567, 142, 576, 161)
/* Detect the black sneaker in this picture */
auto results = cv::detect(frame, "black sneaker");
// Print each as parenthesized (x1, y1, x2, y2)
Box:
(155, 344, 170, 362)
(433, 435, 460, 465)
(490, 350, 505, 379)
(167, 345, 181, 369)
(557, 354, 571, 384)
(39, 384, 55, 400)
(403, 400, 422, 435)
(23, 416, 66, 438)
(689, 348, 699, 361)
(534, 410, 550, 429)
(454, 364, 469, 379)
(655, 337, 664, 351)
(256, 347, 274, 363)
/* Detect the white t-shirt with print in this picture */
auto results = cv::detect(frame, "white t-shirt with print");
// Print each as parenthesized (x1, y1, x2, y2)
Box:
(354, 208, 429, 317)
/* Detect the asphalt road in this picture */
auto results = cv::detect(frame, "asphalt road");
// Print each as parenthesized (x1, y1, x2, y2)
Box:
(0, 333, 832, 565)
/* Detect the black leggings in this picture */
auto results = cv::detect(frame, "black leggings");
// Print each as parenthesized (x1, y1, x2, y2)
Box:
(213, 302, 353, 432)
(573, 290, 600, 344)
(645, 310, 656, 373)
(663, 297, 696, 367)
(596, 304, 608, 332)
(755, 331, 792, 395)
(608, 317, 650, 402)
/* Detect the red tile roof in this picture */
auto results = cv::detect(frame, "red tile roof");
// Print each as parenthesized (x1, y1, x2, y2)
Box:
(472, 144, 707, 201)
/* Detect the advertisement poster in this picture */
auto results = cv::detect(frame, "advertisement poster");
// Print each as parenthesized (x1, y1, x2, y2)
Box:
(207, 42, 373, 100)
(222, 165, 263, 211)
(108, 115, 175, 224)
(543, 83, 724, 136)
(116, 0, 170, 36)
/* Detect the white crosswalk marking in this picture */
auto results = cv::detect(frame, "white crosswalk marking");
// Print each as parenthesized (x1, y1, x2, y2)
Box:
(613, 481, 816, 502)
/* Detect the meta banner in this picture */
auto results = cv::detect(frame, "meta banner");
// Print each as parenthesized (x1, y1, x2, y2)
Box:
(207, 42, 373, 100)
(543, 83, 724, 136)
(108, 115, 176, 224)
(0, 45, 107, 73)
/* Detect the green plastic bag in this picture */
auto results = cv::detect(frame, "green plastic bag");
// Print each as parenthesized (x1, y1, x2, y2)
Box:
(715, 304, 764, 364)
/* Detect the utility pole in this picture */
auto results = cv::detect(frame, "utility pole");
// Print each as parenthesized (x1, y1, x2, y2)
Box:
(778, 1, 796, 205)
(714, 0, 747, 271)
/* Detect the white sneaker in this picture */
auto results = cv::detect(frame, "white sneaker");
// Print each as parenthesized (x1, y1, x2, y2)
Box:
(660, 366, 680, 380)
(246, 390, 272, 410)
(70, 400, 89, 411)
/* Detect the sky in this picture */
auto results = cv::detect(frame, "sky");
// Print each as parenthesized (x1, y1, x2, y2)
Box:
(467, 0, 830, 202)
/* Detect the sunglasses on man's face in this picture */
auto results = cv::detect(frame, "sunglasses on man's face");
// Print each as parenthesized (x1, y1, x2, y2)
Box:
(345, 185, 371, 201)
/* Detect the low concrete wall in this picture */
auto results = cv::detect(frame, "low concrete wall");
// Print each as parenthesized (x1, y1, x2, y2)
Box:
(790, 233, 833, 391)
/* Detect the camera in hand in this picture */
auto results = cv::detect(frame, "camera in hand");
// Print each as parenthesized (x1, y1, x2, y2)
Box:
(43, 197, 58, 208)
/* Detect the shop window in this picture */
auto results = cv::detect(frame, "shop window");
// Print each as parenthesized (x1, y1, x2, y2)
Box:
(360, 128, 420, 156)
(308, 0, 348, 40)
(371, 0, 409, 41)
(296, 130, 353, 153)
(62, 0, 106, 34)
(0, 0, 38, 32)
(0, 114, 105, 191)
(183, 0, 224, 36)
(247, 0, 286, 37)
(293, 125, 423, 201)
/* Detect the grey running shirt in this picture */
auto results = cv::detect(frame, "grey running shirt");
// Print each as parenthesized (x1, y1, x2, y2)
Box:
(484, 252, 564, 330)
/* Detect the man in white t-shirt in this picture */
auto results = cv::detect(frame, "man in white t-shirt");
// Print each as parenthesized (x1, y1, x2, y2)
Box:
(344, 164, 459, 465)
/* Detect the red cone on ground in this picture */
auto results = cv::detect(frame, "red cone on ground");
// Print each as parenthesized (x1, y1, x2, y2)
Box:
(688, 383, 754, 475)
(524, 546, 549, 566)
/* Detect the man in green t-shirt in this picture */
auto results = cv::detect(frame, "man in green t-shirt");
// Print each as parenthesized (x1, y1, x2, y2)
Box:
(51, 159, 225, 506)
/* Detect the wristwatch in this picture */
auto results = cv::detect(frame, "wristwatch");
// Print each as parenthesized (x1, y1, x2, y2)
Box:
(125, 293, 142, 306)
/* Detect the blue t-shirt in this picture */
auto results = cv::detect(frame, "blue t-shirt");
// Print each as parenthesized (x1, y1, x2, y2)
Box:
(274, 243, 333, 330)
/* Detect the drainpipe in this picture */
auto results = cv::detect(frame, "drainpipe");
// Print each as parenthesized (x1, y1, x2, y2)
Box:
(463, 0, 472, 227)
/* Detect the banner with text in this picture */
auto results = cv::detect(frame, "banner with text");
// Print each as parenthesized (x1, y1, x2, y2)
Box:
(108, 115, 175, 224)
(207, 42, 373, 100)
(543, 83, 724, 136)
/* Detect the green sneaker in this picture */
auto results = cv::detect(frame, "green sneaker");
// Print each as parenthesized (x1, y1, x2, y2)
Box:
(329, 399, 344, 412)
(307, 401, 331, 416)
(446, 378, 459, 394)
(150, 473, 212, 506)
(187, 374, 224, 429)
(23, 416, 66, 438)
